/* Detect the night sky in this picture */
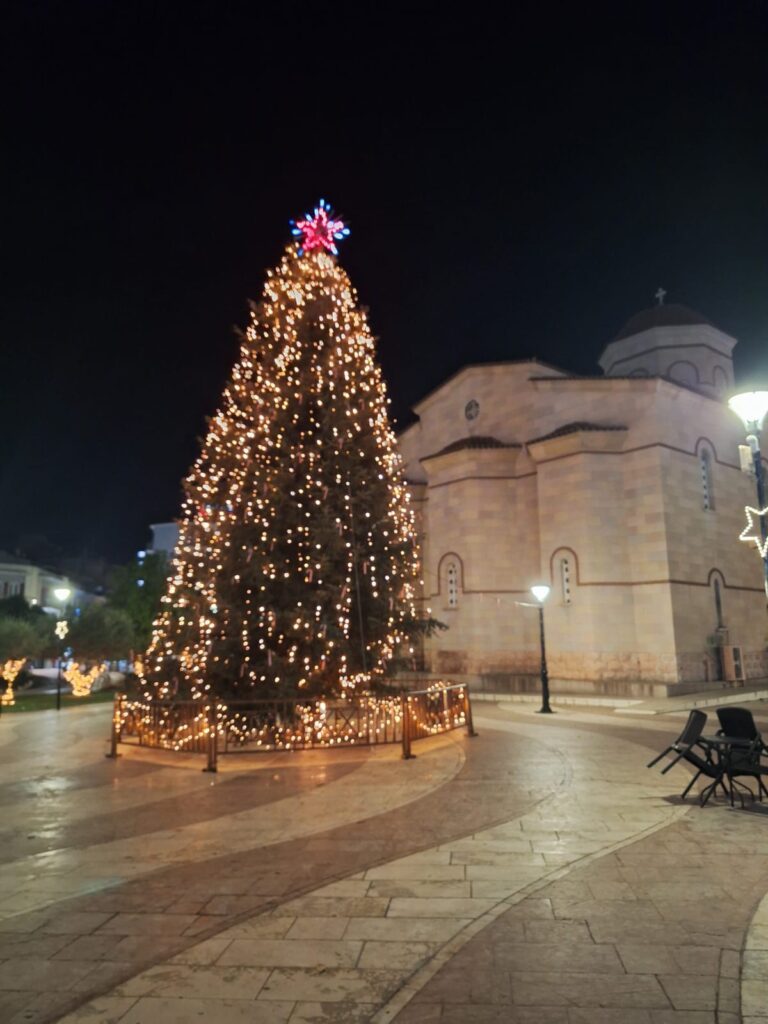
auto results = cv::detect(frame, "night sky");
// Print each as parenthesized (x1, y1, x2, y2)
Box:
(2, 1, 768, 565)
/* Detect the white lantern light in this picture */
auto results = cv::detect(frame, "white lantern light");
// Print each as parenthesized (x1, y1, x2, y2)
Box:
(53, 587, 71, 603)
(728, 391, 768, 433)
(530, 585, 551, 604)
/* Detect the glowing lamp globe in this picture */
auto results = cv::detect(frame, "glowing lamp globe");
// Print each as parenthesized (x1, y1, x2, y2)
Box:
(53, 587, 71, 603)
(531, 585, 550, 604)
(728, 391, 768, 433)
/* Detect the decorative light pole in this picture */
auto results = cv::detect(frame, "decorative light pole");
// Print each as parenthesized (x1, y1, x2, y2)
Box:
(728, 391, 768, 599)
(53, 587, 71, 711)
(530, 585, 552, 714)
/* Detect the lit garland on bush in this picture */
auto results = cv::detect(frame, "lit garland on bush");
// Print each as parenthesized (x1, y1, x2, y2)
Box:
(64, 662, 108, 698)
(1, 660, 25, 707)
(117, 681, 467, 753)
(143, 202, 422, 703)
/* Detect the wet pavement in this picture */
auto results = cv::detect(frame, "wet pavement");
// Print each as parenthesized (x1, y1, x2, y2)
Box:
(0, 698, 767, 1022)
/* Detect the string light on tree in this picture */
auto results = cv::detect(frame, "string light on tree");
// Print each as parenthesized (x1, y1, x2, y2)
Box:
(143, 201, 426, 704)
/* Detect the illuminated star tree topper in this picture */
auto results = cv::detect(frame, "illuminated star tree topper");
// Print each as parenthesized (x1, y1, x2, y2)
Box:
(290, 198, 350, 256)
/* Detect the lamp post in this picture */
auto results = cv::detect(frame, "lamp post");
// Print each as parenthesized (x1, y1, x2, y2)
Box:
(530, 585, 552, 714)
(53, 587, 71, 711)
(728, 391, 768, 599)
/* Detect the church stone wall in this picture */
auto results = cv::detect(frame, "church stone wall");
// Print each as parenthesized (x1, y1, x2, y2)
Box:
(402, 345, 767, 695)
(530, 440, 684, 684)
(652, 391, 766, 682)
(418, 444, 542, 677)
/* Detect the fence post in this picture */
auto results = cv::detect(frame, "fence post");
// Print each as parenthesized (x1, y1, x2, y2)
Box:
(463, 685, 477, 737)
(204, 701, 218, 773)
(106, 693, 123, 758)
(401, 694, 414, 759)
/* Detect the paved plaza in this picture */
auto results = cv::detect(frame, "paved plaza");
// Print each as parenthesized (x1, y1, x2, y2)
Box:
(0, 699, 767, 1023)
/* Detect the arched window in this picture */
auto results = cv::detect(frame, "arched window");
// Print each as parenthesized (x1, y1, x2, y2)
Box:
(714, 578, 724, 628)
(712, 366, 728, 394)
(708, 569, 726, 630)
(559, 557, 572, 605)
(447, 561, 459, 608)
(549, 547, 579, 606)
(700, 448, 714, 511)
(667, 360, 700, 387)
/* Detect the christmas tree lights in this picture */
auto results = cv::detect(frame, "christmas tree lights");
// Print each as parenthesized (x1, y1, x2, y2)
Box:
(144, 203, 423, 702)
(117, 682, 468, 754)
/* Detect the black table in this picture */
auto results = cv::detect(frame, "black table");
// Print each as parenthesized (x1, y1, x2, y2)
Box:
(701, 733, 753, 750)
(699, 734, 759, 806)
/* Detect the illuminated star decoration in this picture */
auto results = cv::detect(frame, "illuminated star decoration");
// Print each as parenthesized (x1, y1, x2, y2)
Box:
(739, 506, 768, 558)
(289, 198, 350, 256)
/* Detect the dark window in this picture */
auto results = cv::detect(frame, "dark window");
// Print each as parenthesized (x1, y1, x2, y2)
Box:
(714, 578, 724, 628)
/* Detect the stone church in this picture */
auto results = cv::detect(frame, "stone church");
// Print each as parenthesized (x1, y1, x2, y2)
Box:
(399, 302, 768, 698)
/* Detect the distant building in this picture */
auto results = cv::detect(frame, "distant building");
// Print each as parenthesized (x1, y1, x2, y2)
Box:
(0, 552, 89, 615)
(399, 303, 766, 698)
(148, 522, 180, 560)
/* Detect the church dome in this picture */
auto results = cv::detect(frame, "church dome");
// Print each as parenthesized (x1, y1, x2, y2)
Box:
(598, 299, 736, 398)
(614, 303, 714, 341)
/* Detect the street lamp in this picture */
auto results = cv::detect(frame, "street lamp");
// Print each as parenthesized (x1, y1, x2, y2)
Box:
(53, 587, 71, 711)
(728, 390, 768, 598)
(530, 585, 552, 714)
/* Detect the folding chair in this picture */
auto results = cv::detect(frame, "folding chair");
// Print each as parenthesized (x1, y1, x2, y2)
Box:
(646, 709, 727, 802)
(716, 706, 768, 754)
(724, 735, 768, 804)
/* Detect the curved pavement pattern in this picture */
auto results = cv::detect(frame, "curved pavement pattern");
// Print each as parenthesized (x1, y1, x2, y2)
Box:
(0, 702, 766, 1022)
(743, 888, 768, 1022)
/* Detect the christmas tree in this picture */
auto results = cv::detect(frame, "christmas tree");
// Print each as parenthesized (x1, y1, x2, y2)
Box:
(144, 201, 423, 701)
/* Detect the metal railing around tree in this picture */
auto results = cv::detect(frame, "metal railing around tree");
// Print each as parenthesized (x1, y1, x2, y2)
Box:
(108, 683, 475, 770)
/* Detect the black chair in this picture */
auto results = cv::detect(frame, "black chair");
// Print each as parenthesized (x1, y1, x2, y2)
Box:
(724, 738, 768, 803)
(646, 709, 727, 803)
(716, 706, 768, 753)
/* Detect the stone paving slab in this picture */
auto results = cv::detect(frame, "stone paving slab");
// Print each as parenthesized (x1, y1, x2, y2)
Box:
(389, 712, 768, 1023)
(3, 702, 768, 1022)
(743, 887, 768, 1019)
(619, 681, 768, 716)
(53, 714, 692, 1024)
(0, 704, 566, 1022)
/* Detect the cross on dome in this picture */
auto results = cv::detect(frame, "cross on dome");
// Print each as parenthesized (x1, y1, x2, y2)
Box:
(290, 199, 350, 256)
(655, 286, 667, 306)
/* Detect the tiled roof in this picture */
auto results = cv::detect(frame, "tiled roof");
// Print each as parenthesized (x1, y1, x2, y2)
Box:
(530, 374, 649, 381)
(425, 436, 520, 459)
(527, 422, 627, 445)
(530, 373, 723, 402)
